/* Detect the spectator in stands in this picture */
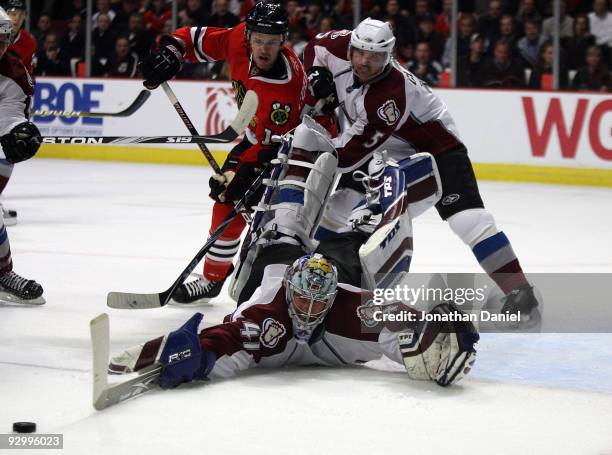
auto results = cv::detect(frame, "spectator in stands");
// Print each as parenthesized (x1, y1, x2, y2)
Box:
(441, 14, 476, 67)
(515, 0, 542, 28)
(571, 45, 612, 91)
(542, 0, 574, 38)
(457, 32, 487, 86)
(318, 16, 334, 34)
(434, 0, 452, 37)
(126, 12, 154, 59)
(416, 15, 445, 62)
(478, 0, 504, 44)
(406, 41, 443, 86)
(32, 13, 52, 51)
(107, 35, 139, 77)
(92, 0, 117, 28)
(588, 0, 612, 48)
(144, 0, 171, 34)
(286, 0, 306, 32)
(496, 14, 521, 56)
(383, 0, 414, 48)
(209, 0, 239, 28)
(411, 0, 435, 33)
(61, 13, 85, 61)
(395, 41, 414, 67)
(479, 40, 526, 87)
(114, 0, 141, 32)
(562, 14, 596, 70)
(181, 0, 211, 26)
(288, 28, 308, 59)
(304, 0, 324, 39)
(35, 32, 70, 76)
(517, 19, 547, 68)
(528, 42, 569, 89)
(92, 12, 116, 60)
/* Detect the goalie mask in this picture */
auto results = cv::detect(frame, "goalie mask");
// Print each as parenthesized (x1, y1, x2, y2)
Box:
(284, 254, 338, 336)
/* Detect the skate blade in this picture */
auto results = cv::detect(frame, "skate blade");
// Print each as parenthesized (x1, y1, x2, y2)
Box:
(167, 297, 215, 307)
(0, 291, 45, 305)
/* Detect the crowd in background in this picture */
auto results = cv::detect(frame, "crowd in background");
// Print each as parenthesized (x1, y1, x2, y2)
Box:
(6, 0, 612, 91)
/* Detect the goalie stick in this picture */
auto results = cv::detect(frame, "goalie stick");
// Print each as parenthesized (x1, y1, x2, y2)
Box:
(106, 165, 269, 309)
(90, 313, 161, 410)
(33, 90, 151, 118)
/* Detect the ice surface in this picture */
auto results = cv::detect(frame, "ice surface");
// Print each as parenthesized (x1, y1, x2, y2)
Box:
(1, 159, 611, 454)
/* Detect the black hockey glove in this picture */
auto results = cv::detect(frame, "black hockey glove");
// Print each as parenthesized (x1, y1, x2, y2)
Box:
(307, 66, 339, 113)
(139, 36, 185, 90)
(1, 121, 42, 164)
(209, 162, 260, 204)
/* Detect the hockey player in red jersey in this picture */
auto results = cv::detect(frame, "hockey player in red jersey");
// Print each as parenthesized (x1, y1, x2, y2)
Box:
(303, 18, 539, 328)
(0, 6, 44, 304)
(139, 2, 312, 305)
(1, 0, 35, 226)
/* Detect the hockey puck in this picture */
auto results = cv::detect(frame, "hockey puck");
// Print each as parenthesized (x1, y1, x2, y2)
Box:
(12, 422, 36, 433)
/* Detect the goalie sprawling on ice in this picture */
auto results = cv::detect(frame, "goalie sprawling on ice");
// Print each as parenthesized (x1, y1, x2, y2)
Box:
(105, 116, 478, 400)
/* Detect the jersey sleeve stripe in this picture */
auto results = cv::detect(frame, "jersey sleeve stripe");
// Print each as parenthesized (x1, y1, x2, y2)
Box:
(191, 26, 215, 62)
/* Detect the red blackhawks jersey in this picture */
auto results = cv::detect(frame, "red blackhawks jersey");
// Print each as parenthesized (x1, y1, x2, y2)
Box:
(173, 22, 311, 163)
(303, 30, 466, 172)
(8, 29, 36, 75)
(197, 264, 408, 379)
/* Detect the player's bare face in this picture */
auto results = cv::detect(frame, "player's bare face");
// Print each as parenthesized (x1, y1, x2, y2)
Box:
(350, 47, 387, 83)
(8, 10, 25, 33)
(249, 32, 283, 72)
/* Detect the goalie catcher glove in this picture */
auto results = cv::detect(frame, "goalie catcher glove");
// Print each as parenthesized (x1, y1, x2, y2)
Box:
(399, 303, 479, 387)
(1, 122, 42, 164)
(307, 66, 339, 113)
(139, 35, 185, 90)
(159, 312, 215, 389)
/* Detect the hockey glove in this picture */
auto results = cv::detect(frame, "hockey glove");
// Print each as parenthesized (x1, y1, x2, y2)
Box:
(307, 66, 339, 113)
(399, 303, 479, 387)
(1, 122, 42, 164)
(158, 312, 215, 389)
(139, 35, 185, 90)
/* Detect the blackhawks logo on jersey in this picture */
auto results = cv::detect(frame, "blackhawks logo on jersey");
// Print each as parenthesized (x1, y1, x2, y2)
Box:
(269, 102, 291, 126)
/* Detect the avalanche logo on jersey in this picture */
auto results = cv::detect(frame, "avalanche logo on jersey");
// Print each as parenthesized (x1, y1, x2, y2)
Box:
(260, 318, 286, 348)
(269, 102, 291, 126)
(377, 100, 400, 126)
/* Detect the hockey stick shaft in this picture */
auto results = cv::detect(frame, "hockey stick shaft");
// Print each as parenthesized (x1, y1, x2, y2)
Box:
(34, 90, 151, 118)
(161, 82, 221, 174)
(42, 134, 238, 145)
(107, 165, 269, 309)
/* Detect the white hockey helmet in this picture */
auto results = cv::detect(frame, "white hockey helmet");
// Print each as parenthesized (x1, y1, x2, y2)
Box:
(350, 18, 396, 65)
(0, 7, 11, 36)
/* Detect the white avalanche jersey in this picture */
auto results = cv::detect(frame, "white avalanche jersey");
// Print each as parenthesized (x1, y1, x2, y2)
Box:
(304, 30, 465, 172)
(0, 52, 34, 160)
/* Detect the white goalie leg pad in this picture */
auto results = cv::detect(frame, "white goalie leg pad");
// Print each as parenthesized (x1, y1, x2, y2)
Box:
(291, 115, 336, 154)
(259, 149, 338, 250)
(359, 210, 414, 290)
(318, 187, 364, 234)
(447, 208, 498, 247)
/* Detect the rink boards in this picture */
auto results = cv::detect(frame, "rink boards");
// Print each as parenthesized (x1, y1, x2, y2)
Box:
(34, 77, 612, 187)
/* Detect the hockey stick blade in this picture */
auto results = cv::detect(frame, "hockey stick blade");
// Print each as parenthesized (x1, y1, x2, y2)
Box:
(107, 167, 268, 309)
(34, 90, 151, 118)
(90, 313, 161, 410)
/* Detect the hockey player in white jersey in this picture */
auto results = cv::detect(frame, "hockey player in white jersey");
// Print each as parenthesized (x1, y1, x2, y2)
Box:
(108, 125, 478, 389)
(303, 18, 539, 327)
(0, 7, 44, 304)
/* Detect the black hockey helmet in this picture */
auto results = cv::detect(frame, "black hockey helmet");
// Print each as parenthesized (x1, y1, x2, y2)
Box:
(246, 2, 288, 36)
(5, 0, 26, 12)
